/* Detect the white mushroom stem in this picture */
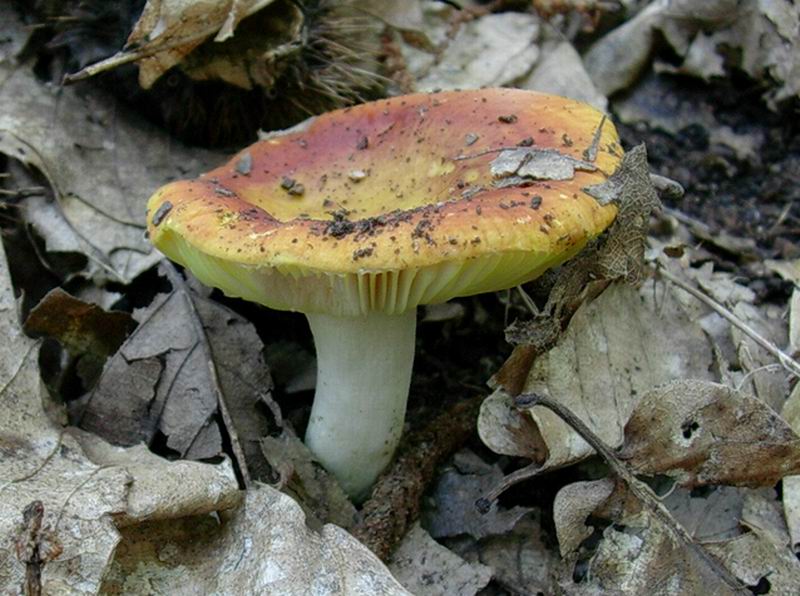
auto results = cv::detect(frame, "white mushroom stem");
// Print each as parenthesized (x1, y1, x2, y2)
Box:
(305, 309, 416, 500)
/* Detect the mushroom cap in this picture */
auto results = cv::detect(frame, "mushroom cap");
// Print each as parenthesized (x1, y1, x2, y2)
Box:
(147, 89, 622, 316)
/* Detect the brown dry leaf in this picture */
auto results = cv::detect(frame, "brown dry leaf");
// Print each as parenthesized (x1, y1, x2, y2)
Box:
(387, 523, 493, 596)
(79, 266, 272, 484)
(72, 0, 382, 96)
(0, 61, 223, 284)
(123, 0, 279, 88)
(101, 486, 411, 595)
(554, 478, 799, 594)
(24, 288, 135, 388)
(422, 450, 532, 541)
(620, 380, 800, 487)
(554, 479, 740, 595)
(480, 280, 714, 469)
(24, 288, 134, 358)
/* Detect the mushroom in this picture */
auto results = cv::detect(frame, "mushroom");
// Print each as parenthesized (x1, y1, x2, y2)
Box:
(146, 89, 623, 499)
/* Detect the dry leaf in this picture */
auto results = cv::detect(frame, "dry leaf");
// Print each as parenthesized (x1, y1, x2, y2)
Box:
(0, 62, 223, 283)
(260, 432, 357, 529)
(24, 288, 134, 358)
(0, 224, 405, 595)
(621, 380, 800, 487)
(783, 473, 800, 553)
(781, 382, 800, 552)
(388, 523, 493, 596)
(413, 13, 540, 92)
(662, 486, 745, 543)
(553, 479, 615, 557)
(477, 390, 547, 460)
(553, 477, 797, 594)
(520, 32, 607, 110)
(481, 281, 714, 469)
(705, 528, 800, 594)
(354, 0, 428, 35)
(0, 234, 252, 594)
(585, 0, 800, 106)
(0, 237, 129, 595)
(555, 479, 740, 595)
(731, 301, 790, 411)
(451, 514, 558, 596)
(740, 487, 791, 549)
(79, 267, 272, 483)
(72, 428, 241, 526)
(126, 0, 279, 87)
(0, 3, 31, 67)
(101, 486, 411, 595)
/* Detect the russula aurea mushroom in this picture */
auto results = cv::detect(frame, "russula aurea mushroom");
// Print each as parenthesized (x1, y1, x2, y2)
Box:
(146, 88, 623, 499)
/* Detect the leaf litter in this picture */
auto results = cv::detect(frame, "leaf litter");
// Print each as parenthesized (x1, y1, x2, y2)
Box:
(78, 263, 273, 484)
(3, 1, 800, 593)
(0, 210, 405, 595)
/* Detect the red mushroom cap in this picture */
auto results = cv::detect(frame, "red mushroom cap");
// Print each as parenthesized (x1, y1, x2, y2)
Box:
(147, 89, 621, 315)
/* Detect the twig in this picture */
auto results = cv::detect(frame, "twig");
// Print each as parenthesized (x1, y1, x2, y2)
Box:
(63, 31, 214, 85)
(657, 266, 800, 379)
(351, 394, 483, 560)
(476, 461, 542, 512)
(515, 392, 748, 593)
(0, 187, 45, 199)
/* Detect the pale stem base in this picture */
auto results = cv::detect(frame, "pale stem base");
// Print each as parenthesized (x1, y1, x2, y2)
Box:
(305, 309, 416, 500)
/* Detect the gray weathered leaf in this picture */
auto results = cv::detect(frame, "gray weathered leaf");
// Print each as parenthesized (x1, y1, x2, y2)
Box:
(400, 11, 541, 92)
(422, 451, 531, 541)
(101, 486, 411, 595)
(520, 33, 607, 110)
(449, 514, 558, 596)
(388, 523, 493, 596)
(79, 268, 272, 483)
(0, 61, 223, 283)
(261, 432, 357, 529)
(0, 237, 129, 595)
(585, 0, 800, 106)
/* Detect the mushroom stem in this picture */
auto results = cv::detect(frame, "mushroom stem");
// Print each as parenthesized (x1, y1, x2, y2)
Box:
(305, 309, 416, 500)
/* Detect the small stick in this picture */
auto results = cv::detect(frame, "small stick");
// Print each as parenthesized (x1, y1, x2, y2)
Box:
(475, 461, 542, 513)
(657, 266, 800, 379)
(515, 392, 748, 593)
